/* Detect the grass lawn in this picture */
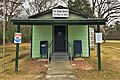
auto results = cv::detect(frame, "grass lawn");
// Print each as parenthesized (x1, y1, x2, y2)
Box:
(0, 43, 48, 80)
(72, 40, 120, 80)
(0, 40, 120, 80)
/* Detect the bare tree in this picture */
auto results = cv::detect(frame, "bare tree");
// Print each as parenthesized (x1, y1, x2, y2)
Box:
(21, 0, 59, 16)
(0, 0, 26, 43)
(68, 0, 93, 17)
(92, 0, 120, 42)
(0, 0, 25, 29)
(0, 0, 62, 42)
(115, 21, 120, 39)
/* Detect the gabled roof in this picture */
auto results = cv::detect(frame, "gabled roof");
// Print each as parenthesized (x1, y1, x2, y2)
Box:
(11, 5, 107, 25)
(28, 5, 89, 18)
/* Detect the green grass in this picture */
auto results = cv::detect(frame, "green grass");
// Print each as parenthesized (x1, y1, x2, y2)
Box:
(74, 40, 120, 80)
(0, 40, 120, 80)
(0, 43, 47, 80)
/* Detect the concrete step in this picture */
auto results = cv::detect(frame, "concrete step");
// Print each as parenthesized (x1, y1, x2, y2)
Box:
(51, 57, 69, 61)
(51, 52, 69, 56)
(51, 59, 69, 61)
(51, 52, 69, 61)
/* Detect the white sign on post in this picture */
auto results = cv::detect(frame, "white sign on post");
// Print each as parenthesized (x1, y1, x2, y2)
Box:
(95, 33, 102, 43)
(52, 9, 69, 17)
(14, 33, 22, 43)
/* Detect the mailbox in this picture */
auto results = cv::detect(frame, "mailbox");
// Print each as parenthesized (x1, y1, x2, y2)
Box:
(73, 40, 82, 57)
(40, 41, 48, 58)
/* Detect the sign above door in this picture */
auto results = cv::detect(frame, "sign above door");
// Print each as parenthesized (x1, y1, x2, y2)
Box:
(52, 9, 69, 18)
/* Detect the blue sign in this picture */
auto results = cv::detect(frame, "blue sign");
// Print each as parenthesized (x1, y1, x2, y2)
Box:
(15, 37, 21, 42)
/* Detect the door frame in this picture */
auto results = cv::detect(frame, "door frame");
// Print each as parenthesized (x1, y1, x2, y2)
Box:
(52, 24, 68, 52)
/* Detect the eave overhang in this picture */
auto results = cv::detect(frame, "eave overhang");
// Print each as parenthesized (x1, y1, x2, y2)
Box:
(11, 18, 107, 25)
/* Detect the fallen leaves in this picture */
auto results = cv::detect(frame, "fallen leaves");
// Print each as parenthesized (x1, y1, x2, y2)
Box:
(71, 58, 92, 71)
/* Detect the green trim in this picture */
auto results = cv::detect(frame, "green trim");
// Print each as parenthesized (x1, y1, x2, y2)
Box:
(31, 25, 33, 58)
(88, 26, 90, 57)
(11, 18, 107, 25)
(52, 26, 54, 52)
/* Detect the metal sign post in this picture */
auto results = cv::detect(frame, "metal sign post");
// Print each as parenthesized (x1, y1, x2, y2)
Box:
(96, 25, 101, 71)
(15, 25, 20, 71)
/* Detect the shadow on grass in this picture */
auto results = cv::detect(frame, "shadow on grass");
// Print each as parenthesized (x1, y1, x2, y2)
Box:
(0, 54, 11, 59)
(5, 53, 29, 64)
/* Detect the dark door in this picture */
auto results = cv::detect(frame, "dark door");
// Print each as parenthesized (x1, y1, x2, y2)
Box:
(73, 40, 82, 57)
(54, 26, 67, 52)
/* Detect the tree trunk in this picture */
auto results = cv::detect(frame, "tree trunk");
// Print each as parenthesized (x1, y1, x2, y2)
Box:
(104, 34, 106, 42)
(118, 30, 120, 40)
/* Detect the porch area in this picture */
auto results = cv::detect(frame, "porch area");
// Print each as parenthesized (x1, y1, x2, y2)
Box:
(11, 18, 107, 71)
